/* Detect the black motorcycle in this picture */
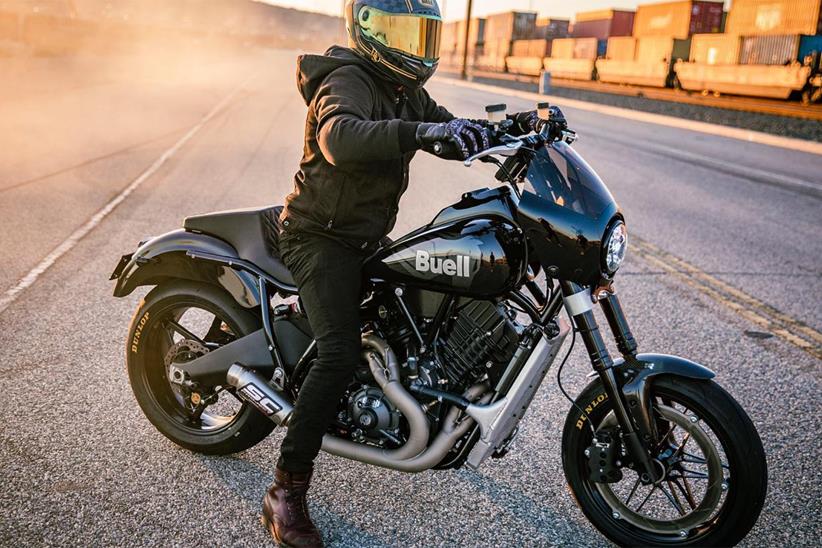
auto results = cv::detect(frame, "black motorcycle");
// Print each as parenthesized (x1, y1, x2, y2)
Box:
(111, 105, 767, 546)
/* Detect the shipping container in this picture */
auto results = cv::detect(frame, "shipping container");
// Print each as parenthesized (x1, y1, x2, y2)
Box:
(535, 17, 570, 39)
(548, 37, 602, 60)
(633, 1, 724, 39)
(636, 36, 692, 62)
(511, 39, 551, 57)
(550, 37, 576, 59)
(474, 53, 507, 71)
(484, 11, 537, 42)
(597, 36, 691, 86)
(573, 9, 635, 39)
(506, 56, 546, 75)
(740, 34, 802, 63)
(543, 57, 597, 80)
(474, 36, 511, 71)
(726, 0, 822, 36)
(596, 60, 675, 86)
(798, 33, 822, 59)
(606, 36, 639, 60)
(576, 37, 602, 58)
(674, 61, 812, 97)
(690, 33, 743, 64)
(441, 21, 460, 53)
(442, 18, 486, 55)
(483, 37, 512, 57)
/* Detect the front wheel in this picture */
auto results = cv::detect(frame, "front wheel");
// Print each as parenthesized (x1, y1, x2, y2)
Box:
(562, 376, 767, 546)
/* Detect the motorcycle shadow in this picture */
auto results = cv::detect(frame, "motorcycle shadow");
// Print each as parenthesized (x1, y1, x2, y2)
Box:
(195, 452, 387, 546)
(455, 467, 597, 544)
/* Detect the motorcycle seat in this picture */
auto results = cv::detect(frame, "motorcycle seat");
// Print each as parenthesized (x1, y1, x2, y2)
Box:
(183, 205, 296, 287)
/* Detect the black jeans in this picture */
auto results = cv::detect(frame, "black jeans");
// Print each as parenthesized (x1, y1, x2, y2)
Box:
(276, 230, 365, 473)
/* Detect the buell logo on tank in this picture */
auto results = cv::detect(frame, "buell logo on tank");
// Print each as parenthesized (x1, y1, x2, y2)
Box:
(415, 250, 471, 278)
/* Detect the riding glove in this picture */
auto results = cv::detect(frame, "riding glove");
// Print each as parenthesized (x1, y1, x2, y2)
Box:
(416, 119, 491, 160)
(507, 110, 540, 136)
(507, 106, 568, 137)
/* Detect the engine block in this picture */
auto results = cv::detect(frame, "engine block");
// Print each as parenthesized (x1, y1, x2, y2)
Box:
(437, 300, 520, 389)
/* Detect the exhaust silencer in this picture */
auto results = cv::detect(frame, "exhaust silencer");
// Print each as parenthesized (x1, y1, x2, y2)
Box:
(226, 363, 294, 425)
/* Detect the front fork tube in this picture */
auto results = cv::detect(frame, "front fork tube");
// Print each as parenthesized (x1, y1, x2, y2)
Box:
(561, 281, 660, 482)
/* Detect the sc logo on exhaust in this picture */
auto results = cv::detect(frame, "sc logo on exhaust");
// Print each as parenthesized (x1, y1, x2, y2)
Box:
(238, 383, 282, 417)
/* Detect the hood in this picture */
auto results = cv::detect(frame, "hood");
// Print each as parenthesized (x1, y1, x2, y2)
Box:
(296, 46, 388, 105)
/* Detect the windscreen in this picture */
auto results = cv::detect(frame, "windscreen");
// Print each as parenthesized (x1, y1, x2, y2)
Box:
(523, 141, 615, 218)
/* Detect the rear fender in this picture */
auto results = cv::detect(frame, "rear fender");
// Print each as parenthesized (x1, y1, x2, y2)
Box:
(111, 229, 261, 307)
(617, 353, 715, 444)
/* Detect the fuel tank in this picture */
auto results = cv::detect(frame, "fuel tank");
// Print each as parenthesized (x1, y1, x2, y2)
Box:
(365, 212, 527, 298)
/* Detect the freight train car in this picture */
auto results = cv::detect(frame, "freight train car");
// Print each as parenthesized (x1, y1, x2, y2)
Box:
(675, 0, 822, 100)
(596, 1, 721, 87)
(445, 8, 822, 103)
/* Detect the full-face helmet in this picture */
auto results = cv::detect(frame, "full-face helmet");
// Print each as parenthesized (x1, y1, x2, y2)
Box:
(345, 0, 443, 89)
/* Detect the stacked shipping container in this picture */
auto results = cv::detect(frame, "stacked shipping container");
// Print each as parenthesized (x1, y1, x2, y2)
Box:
(689, 33, 743, 64)
(477, 11, 536, 71)
(440, 18, 485, 68)
(539, 9, 635, 80)
(676, 0, 822, 98)
(438, 3, 821, 102)
(597, 1, 718, 87)
(725, 0, 822, 35)
(632, 0, 724, 39)
(572, 9, 635, 40)
(543, 36, 603, 80)
(535, 17, 570, 39)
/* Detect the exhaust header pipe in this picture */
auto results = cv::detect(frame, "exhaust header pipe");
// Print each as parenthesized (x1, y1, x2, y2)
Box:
(226, 363, 294, 425)
(225, 334, 494, 474)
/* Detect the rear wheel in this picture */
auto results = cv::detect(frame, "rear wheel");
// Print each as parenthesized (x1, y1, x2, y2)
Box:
(126, 281, 275, 454)
(562, 376, 767, 546)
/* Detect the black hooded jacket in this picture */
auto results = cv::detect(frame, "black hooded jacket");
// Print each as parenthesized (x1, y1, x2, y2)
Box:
(280, 46, 454, 250)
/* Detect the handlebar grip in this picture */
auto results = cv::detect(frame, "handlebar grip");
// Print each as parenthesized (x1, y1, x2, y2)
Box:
(431, 140, 459, 158)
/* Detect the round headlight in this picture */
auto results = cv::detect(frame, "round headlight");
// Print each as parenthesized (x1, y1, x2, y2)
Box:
(603, 222, 628, 275)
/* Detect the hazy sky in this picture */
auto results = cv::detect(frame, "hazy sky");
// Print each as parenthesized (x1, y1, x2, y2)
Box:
(261, 1, 729, 21)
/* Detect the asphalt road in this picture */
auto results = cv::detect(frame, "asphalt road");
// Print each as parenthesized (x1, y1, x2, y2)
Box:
(1, 47, 820, 547)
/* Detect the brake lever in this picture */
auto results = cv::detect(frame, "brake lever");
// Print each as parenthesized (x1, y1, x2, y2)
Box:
(463, 139, 523, 167)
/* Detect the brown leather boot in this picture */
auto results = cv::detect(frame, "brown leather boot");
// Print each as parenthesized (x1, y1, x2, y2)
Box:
(261, 467, 324, 548)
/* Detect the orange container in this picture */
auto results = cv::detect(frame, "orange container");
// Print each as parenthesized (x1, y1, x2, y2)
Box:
(633, 1, 724, 39)
(689, 33, 743, 64)
(726, 0, 822, 35)
(606, 36, 638, 60)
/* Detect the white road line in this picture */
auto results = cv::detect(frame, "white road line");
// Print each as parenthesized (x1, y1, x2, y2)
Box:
(0, 75, 256, 316)
(438, 76, 822, 156)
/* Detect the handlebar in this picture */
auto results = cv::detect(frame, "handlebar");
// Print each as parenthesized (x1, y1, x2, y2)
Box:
(430, 118, 576, 164)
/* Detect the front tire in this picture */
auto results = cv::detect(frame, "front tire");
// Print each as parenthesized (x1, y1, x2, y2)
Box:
(127, 281, 275, 455)
(562, 376, 767, 546)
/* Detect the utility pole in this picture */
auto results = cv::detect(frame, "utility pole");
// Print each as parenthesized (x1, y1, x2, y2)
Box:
(460, 0, 473, 80)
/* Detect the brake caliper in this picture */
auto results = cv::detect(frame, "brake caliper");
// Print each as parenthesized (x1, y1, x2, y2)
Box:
(585, 428, 624, 483)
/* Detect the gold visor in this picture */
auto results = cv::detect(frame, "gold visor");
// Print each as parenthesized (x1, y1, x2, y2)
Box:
(358, 7, 442, 60)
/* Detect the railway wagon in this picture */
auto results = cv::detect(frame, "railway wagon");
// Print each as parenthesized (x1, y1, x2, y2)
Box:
(596, 1, 721, 87)
(676, 0, 822, 100)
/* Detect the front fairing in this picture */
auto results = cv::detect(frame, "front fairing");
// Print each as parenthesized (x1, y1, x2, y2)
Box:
(515, 141, 620, 285)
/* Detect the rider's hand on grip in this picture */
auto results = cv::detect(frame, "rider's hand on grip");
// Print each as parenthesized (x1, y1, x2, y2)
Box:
(546, 106, 568, 140)
(508, 110, 540, 135)
(416, 119, 491, 161)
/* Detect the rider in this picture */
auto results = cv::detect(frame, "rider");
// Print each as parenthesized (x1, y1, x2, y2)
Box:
(263, 1, 542, 545)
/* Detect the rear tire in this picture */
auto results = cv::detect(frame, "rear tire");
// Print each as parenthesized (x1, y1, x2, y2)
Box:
(562, 376, 767, 546)
(127, 281, 275, 455)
